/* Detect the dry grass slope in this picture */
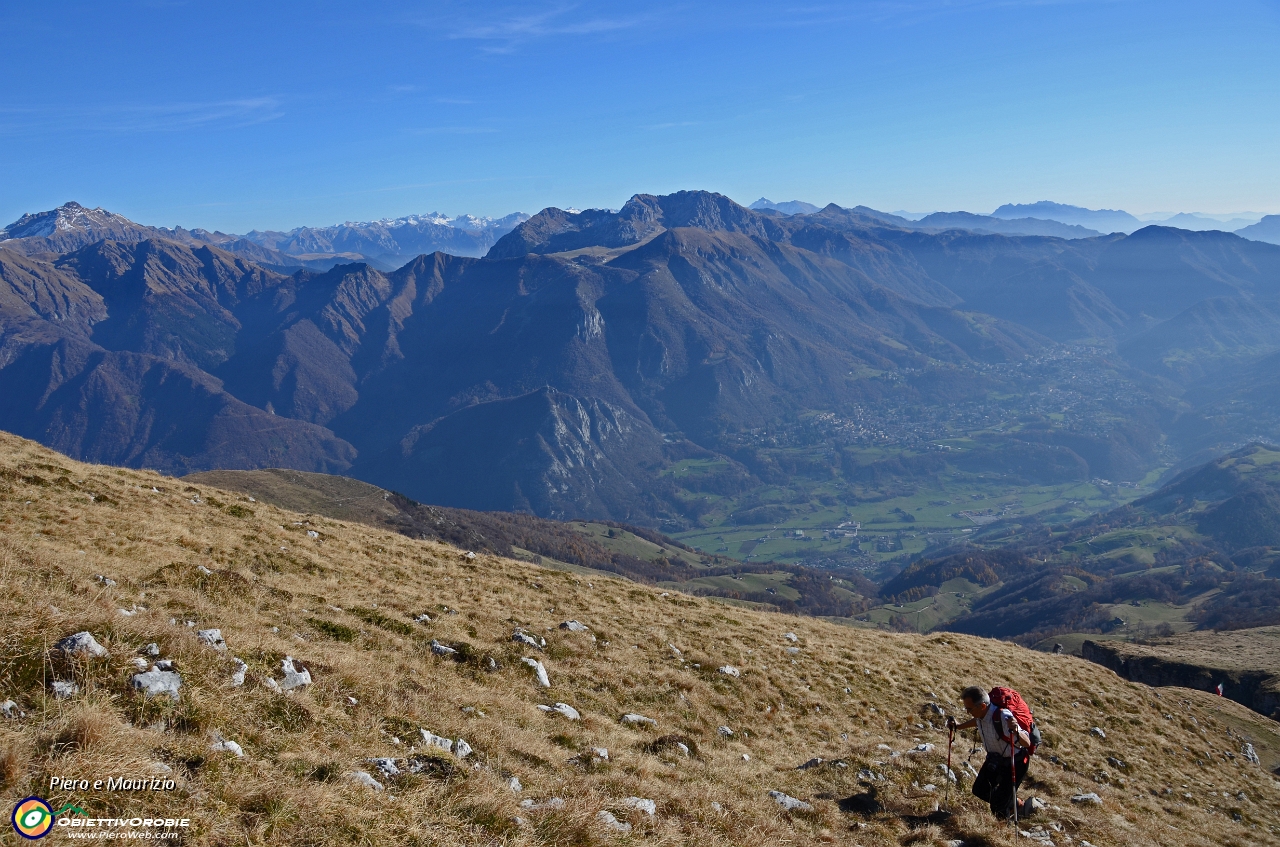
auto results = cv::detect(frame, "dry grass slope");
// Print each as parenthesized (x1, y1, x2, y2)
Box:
(1, 430, 1279, 847)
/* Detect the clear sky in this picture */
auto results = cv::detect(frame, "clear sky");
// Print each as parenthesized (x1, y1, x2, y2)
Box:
(2, 1, 1278, 232)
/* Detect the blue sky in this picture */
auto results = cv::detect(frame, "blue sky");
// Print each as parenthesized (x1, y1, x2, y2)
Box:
(2, 0, 1278, 231)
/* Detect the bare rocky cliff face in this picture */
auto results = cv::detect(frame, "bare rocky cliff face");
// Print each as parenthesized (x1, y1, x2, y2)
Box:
(1082, 635, 1280, 720)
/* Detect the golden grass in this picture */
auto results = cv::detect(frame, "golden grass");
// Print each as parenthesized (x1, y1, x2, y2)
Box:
(1, 430, 1279, 846)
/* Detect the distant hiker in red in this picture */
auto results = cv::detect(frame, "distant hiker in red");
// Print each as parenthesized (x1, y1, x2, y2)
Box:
(948, 685, 1039, 820)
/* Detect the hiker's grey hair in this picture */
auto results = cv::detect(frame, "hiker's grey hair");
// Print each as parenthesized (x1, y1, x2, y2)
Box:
(961, 686, 989, 705)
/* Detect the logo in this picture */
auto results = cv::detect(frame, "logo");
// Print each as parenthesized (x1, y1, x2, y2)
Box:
(11, 797, 54, 839)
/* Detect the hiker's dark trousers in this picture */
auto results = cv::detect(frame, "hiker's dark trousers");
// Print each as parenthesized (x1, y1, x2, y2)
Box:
(972, 750, 1030, 818)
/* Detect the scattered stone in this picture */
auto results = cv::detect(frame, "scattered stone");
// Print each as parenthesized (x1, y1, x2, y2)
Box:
(231, 658, 247, 687)
(431, 640, 458, 657)
(922, 783, 936, 792)
(279, 656, 311, 691)
(51, 680, 79, 699)
(519, 798, 565, 810)
(1243, 743, 1261, 765)
(454, 739, 473, 758)
(623, 797, 657, 816)
(858, 769, 884, 782)
(369, 757, 400, 777)
(1106, 756, 1127, 770)
(1090, 727, 1106, 739)
(196, 628, 227, 651)
(718, 726, 734, 737)
(1071, 793, 1103, 805)
(717, 665, 741, 677)
(347, 770, 383, 790)
(538, 702, 581, 720)
(1, 699, 19, 719)
(768, 790, 812, 812)
(140, 643, 160, 657)
(597, 810, 631, 833)
(590, 747, 610, 761)
(911, 743, 935, 754)
(742, 754, 750, 761)
(420, 730, 453, 753)
(513, 629, 540, 648)
(307, 530, 319, 539)
(197, 565, 213, 575)
(925, 702, 946, 717)
(507, 776, 522, 792)
(55, 631, 108, 658)
(210, 735, 244, 757)
(94, 575, 117, 587)
(560, 620, 589, 632)
(783, 632, 798, 642)
(797, 758, 824, 770)
(132, 667, 182, 700)
(522, 658, 550, 687)
(621, 713, 657, 728)
(710, 802, 723, 812)
(415, 613, 431, 623)
(1023, 796, 1047, 815)
(785, 647, 800, 655)
(131, 657, 149, 670)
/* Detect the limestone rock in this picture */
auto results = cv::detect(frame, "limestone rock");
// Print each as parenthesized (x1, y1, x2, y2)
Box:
(522, 657, 550, 687)
(348, 770, 383, 790)
(717, 665, 741, 677)
(560, 620, 589, 632)
(621, 713, 657, 728)
(596, 810, 631, 833)
(55, 631, 108, 658)
(1090, 727, 1106, 739)
(623, 797, 657, 816)
(768, 790, 812, 812)
(132, 667, 182, 700)
(196, 629, 226, 651)
(279, 656, 311, 691)
(1071, 792, 1103, 805)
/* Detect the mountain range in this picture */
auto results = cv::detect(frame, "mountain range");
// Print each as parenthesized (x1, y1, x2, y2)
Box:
(0, 202, 530, 272)
(4, 190, 1280, 526)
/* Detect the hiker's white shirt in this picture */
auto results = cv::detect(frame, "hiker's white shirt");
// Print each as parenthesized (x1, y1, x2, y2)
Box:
(976, 706, 1018, 757)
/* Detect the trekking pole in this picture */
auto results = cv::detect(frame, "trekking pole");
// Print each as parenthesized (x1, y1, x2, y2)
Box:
(1010, 722, 1020, 828)
(945, 725, 955, 811)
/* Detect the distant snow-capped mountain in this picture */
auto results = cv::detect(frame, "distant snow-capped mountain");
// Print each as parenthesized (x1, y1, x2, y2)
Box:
(1, 201, 530, 270)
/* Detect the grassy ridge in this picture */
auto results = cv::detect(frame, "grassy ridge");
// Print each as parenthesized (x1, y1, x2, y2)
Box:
(1, 431, 1279, 846)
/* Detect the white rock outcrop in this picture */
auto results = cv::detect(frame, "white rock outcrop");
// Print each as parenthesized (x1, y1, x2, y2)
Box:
(623, 797, 657, 816)
(279, 656, 311, 691)
(131, 667, 182, 701)
(560, 620, 589, 632)
(717, 665, 741, 677)
(55, 631, 108, 658)
(347, 770, 383, 790)
(768, 790, 812, 812)
(538, 702, 581, 720)
(620, 713, 657, 728)
(521, 657, 550, 687)
(596, 810, 631, 833)
(196, 629, 227, 651)
(419, 729, 453, 753)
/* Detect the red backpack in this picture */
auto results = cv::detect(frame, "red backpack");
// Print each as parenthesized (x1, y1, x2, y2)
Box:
(989, 686, 1041, 754)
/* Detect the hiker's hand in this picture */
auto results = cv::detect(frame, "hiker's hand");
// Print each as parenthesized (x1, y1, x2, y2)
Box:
(946, 716, 957, 731)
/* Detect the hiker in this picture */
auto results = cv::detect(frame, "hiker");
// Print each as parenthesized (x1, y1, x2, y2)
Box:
(947, 686, 1036, 819)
